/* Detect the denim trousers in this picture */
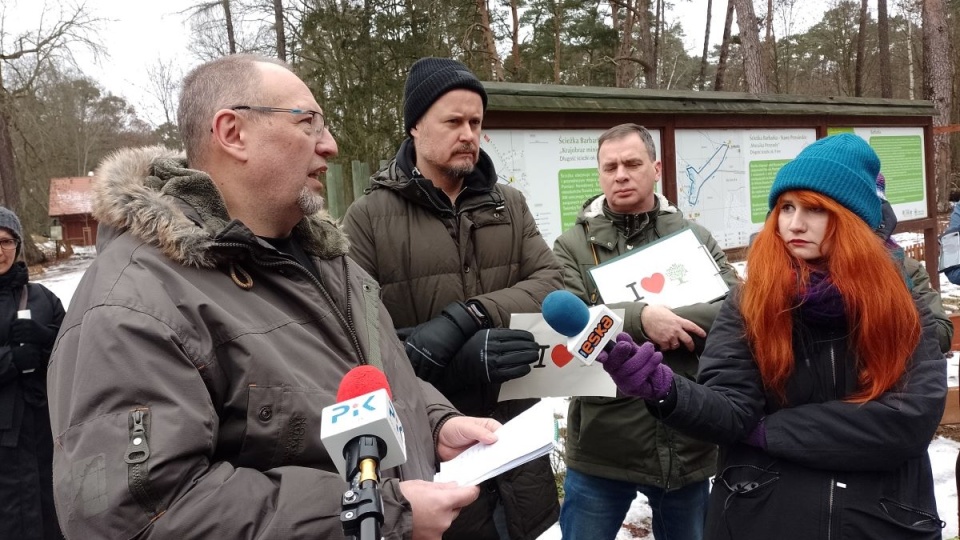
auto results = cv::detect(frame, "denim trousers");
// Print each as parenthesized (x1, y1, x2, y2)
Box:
(559, 468, 709, 540)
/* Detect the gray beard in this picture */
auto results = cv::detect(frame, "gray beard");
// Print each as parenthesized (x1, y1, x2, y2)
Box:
(298, 187, 325, 215)
(439, 162, 475, 180)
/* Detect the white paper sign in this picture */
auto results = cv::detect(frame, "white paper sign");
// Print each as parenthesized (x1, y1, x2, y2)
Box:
(589, 228, 729, 308)
(499, 313, 618, 401)
(940, 231, 960, 271)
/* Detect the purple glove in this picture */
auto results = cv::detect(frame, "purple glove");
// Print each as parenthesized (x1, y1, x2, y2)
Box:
(743, 418, 767, 449)
(596, 333, 673, 400)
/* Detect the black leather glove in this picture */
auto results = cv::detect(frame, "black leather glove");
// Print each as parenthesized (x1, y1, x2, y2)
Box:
(404, 302, 483, 383)
(11, 344, 42, 373)
(443, 328, 540, 388)
(10, 319, 57, 348)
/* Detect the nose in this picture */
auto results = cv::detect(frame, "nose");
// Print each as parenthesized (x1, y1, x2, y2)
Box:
(787, 210, 806, 232)
(315, 129, 339, 158)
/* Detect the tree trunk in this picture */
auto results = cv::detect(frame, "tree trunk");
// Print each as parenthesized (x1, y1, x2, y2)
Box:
(613, 0, 636, 87)
(0, 110, 19, 210)
(855, 0, 867, 96)
(907, 16, 915, 100)
(273, 0, 287, 61)
(510, 0, 521, 77)
(878, 0, 892, 98)
(636, 0, 658, 88)
(476, 0, 504, 80)
(698, 0, 713, 90)
(223, 0, 237, 55)
(922, 0, 953, 212)
(553, 1, 562, 83)
(765, 0, 772, 42)
(733, 0, 767, 93)
(715, 0, 735, 91)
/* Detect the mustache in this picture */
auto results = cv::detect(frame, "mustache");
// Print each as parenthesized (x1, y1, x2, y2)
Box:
(455, 144, 478, 153)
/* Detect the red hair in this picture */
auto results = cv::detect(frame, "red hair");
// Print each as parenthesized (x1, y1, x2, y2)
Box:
(741, 190, 920, 403)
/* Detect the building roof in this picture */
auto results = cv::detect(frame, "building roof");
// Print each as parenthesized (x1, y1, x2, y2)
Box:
(49, 176, 94, 217)
(482, 82, 937, 117)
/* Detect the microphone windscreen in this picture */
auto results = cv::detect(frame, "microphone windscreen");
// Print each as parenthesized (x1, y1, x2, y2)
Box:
(336, 365, 393, 402)
(542, 290, 590, 337)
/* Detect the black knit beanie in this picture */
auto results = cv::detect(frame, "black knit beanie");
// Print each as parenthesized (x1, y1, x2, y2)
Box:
(403, 57, 488, 135)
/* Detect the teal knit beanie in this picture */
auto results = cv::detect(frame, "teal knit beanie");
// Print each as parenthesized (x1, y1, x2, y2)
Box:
(768, 134, 881, 229)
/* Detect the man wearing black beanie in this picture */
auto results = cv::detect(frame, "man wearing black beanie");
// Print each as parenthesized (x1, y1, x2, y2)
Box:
(342, 57, 561, 540)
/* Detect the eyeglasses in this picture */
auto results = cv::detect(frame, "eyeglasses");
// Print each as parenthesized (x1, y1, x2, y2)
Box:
(0, 238, 19, 251)
(230, 105, 326, 135)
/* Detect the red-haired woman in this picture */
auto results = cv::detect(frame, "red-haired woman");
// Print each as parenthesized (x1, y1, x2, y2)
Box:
(596, 133, 946, 540)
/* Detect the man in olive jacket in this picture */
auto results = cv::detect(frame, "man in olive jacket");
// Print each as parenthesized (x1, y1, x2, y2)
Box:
(553, 124, 739, 540)
(47, 54, 501, 540)
(342, 57, 561, 540)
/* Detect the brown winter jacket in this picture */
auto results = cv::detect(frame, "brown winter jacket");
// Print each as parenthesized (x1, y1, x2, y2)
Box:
(341, 139, 561, 539)
(47, 146, 458, 540)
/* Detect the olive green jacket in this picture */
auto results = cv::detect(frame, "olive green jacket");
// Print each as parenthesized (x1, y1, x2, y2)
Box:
(553, 193, 740, 488)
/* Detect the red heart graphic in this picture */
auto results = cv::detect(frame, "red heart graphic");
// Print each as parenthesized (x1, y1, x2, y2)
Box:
(640, 273, 665, 294)
(551, 344, 574, 368)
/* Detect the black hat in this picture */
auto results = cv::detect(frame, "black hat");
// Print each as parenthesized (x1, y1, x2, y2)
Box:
(403, 57, 488, 135)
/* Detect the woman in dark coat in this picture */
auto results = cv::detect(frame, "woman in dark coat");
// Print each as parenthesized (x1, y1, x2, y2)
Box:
(593, 134, 946, 540)
(0, 207, 66, 540)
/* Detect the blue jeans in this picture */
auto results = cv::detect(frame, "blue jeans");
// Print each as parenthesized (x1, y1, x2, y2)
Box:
(560, 468, 709, 540)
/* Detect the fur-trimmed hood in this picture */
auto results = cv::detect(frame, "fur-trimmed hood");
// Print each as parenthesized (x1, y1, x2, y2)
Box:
(93, 146, 349, 268)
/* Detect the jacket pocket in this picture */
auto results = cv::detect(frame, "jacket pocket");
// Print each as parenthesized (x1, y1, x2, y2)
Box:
(237, 385, 336, 469)
(840, 497, 943, 538)
(124, 407, 162, 517)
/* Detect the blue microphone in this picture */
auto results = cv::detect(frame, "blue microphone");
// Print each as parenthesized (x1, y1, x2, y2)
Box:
(542, 290, 623, 365)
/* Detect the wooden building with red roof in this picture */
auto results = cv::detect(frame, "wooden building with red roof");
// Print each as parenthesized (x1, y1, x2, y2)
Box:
(48, 176, 98, 246)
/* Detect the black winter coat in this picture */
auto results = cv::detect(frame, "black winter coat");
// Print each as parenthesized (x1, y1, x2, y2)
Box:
(658, 289, 946, 540)
(0, 262, 66, 540)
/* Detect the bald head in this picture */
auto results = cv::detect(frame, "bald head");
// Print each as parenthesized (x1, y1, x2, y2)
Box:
(177, 54, 292, 166)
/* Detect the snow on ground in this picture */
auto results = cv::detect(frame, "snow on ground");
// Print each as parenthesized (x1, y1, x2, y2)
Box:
(31, 241, 960, 540)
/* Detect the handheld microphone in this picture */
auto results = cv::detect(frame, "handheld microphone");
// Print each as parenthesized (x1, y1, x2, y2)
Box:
(321, 365, 407, 540)
(542, 290, 623, 365)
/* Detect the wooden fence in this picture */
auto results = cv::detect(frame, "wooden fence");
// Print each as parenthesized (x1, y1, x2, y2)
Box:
(325, 160, 388, 219)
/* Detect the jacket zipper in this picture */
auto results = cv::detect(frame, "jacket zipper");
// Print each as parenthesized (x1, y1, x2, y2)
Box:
(826, 343, 837, 539)
(124, 408, 162, 516)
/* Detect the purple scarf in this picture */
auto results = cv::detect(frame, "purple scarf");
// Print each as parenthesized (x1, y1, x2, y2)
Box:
(798, 270, 846, 322)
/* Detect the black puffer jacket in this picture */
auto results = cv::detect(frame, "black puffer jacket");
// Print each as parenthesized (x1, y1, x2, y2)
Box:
(0, 262, 66, 540)
(658, 289, 946, 540)
(342, 139, 561, 540)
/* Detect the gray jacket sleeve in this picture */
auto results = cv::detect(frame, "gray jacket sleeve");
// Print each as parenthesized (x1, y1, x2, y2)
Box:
(904, 256, 953, 353)
(48, 305, 414, 540)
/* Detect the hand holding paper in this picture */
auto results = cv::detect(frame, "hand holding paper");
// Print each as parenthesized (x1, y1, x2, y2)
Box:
(433, 401, 556, 486)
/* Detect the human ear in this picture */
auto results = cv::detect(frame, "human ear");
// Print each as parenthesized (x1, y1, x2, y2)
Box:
(211, 110, 248, 161)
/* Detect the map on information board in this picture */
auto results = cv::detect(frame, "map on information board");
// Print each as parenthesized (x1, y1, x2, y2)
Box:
(674, 129, 816, 249)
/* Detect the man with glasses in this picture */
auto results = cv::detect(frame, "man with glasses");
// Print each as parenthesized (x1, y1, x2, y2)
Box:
(342, 57, 561, 540)
(48, 54, 500, 539)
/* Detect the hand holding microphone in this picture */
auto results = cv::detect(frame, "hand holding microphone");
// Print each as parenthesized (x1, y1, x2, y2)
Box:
(597, 333, 674, 401)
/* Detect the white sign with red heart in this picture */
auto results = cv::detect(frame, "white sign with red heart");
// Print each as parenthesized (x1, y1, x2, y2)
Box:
(498, 312, 619, 401)
(588, 228, 730, 308)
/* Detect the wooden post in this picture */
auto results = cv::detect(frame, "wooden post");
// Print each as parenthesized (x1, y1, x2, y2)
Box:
(325, 163, 345, 219)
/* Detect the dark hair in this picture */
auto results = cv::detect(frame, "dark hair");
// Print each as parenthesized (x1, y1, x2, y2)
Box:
(597, 123, 657, 161)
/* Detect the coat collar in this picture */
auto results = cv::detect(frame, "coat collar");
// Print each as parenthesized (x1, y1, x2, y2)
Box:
(93, 146, 349, 268)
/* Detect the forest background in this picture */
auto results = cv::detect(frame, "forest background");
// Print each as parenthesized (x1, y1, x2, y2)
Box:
(0, 0, 955, 262)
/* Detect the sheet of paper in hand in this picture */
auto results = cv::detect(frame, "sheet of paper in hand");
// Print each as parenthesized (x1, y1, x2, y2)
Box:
(940, 231, 960, 272)
(499, 312, 618, 401)
(589, 228, 728, 308)
(433, 401, 557, 486)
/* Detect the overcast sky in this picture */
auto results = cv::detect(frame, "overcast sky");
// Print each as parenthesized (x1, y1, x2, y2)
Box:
(4, 0, 870, 127)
